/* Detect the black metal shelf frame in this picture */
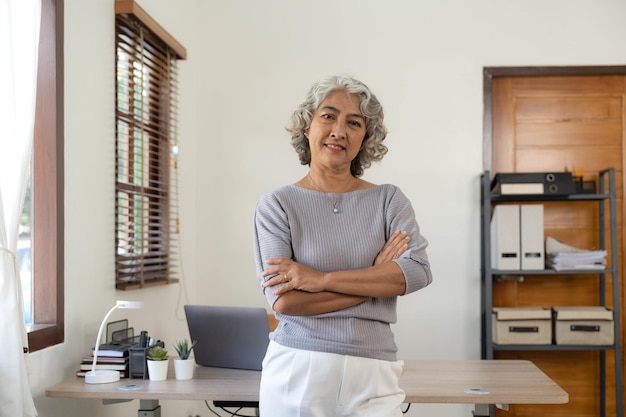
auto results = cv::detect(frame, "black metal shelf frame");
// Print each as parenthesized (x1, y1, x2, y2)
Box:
(480, 168, 623, 417)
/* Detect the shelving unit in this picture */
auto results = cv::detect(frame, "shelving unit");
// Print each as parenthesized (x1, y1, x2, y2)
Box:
(480, 168, 623, 417)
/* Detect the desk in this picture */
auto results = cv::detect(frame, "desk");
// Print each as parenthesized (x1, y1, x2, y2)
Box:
(46, 359, 568, 415)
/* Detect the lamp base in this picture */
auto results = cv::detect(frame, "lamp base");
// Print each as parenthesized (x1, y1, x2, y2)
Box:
(84, 370, 121, 384)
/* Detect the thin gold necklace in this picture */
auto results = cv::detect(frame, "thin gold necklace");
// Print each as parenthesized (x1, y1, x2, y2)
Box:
(307, 173, 354, 214)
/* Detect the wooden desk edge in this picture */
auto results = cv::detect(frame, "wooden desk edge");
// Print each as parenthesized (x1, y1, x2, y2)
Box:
(45, 385, 569, 405)
(404, 391, 569, 405)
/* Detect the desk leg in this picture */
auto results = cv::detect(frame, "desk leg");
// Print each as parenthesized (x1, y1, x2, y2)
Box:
(138, 399, 161, 417)
(473, 404, 489, 417)
(102, 399, 132, 405)
(473, 403, 509, 416)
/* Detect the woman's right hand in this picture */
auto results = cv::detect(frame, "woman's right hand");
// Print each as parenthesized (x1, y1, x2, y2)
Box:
(374, 230, 410, 265)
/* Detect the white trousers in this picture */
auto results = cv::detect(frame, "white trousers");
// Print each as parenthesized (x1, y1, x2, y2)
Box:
(259, 341, 405, 417)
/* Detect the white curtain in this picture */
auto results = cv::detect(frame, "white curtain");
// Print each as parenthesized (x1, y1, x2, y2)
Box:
(0, 0, 41, 416)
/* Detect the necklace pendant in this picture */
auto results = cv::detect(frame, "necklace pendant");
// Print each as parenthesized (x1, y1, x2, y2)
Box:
(333, 204, 339, 214)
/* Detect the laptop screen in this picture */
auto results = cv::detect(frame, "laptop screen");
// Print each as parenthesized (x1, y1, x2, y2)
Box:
(184, 305, 270, 371)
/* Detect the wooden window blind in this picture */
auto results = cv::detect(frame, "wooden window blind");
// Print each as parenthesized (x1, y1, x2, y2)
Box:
(115, 2, 185, 290)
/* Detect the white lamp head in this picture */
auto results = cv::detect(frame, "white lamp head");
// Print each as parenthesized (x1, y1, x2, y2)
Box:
(84, 300, 144, 384)
(116, 300, 144, 309)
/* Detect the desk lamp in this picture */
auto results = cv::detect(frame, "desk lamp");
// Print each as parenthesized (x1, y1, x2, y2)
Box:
(85, 300, 144, 384)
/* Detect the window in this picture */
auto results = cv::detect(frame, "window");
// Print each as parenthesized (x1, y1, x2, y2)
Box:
(26, 0, 64, 352)
(114, 0, 186, 290)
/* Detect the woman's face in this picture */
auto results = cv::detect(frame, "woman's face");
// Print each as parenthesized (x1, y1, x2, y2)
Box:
(306, 90, 366, 172)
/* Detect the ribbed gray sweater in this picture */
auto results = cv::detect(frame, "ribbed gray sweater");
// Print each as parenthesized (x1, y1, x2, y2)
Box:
(253, 183, 432, 361)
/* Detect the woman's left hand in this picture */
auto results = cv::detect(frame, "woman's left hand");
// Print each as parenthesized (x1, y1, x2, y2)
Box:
(262, 258, 326, 295)
(374, 230, 410, 265)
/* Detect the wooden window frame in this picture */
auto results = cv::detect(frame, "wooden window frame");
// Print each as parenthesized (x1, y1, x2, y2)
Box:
(27, 0, 64, 352)
(114, 0, 185, 290)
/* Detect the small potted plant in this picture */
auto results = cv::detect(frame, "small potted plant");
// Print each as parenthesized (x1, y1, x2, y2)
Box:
(173, 339, 197, 380)
(146, 346, 169, 381)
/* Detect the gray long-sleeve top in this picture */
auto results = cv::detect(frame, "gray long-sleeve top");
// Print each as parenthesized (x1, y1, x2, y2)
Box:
(253, 183, 432, 361)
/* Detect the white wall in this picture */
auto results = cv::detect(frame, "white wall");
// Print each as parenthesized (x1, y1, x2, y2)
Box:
(28, 1, 626, 416)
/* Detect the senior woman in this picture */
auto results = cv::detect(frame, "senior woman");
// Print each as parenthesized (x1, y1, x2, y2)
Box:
(253, 75, 432, 417)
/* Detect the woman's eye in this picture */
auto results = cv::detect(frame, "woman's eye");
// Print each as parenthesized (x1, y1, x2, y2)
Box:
(349, 120, 362, 127)
(321, 114, 334, 120)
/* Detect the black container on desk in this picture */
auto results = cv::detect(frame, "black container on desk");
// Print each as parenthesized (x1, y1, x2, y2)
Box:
(129, 341, 165, 379)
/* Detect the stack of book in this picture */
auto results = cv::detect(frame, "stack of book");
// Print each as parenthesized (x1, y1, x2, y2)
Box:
(545, 236, 607, 271)
(76, 342, 135, 378)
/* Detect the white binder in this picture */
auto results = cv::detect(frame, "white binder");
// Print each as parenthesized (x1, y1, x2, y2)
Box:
(490, 205, 521, 270)
(520, 205, 544, 270)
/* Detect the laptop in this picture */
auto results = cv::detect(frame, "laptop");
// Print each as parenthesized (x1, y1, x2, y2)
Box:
(184, 305, 270, 371)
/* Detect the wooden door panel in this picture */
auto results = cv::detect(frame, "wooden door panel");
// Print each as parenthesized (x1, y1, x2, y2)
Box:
(507, 75, 626, 95)
(515, 96, 623, 123)
(494, 276, 599, 308)
(490, 73, 625, 417)
(516, 148, 623, 173)
(516, 121, 623, 145)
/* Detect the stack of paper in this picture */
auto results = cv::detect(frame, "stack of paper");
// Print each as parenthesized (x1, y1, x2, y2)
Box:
(545, 236, 607, 271)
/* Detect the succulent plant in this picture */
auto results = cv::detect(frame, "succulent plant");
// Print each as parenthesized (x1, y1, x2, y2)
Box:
(147, 345, 168, 361)
(173, 339, 197, 360)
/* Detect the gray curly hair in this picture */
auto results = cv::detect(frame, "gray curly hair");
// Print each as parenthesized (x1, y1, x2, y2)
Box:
(286, 76, 388, 177)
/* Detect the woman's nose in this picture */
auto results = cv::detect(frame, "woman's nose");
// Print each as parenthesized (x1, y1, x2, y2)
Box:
(331, 123, 347, 139)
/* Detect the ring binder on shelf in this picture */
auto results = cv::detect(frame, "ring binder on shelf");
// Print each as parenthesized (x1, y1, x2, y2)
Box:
(491, 172, 575, 196)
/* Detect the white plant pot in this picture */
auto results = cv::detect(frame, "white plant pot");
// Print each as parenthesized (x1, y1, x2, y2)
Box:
(147, 359, 169, 381)
(174, 358, 195, 380)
